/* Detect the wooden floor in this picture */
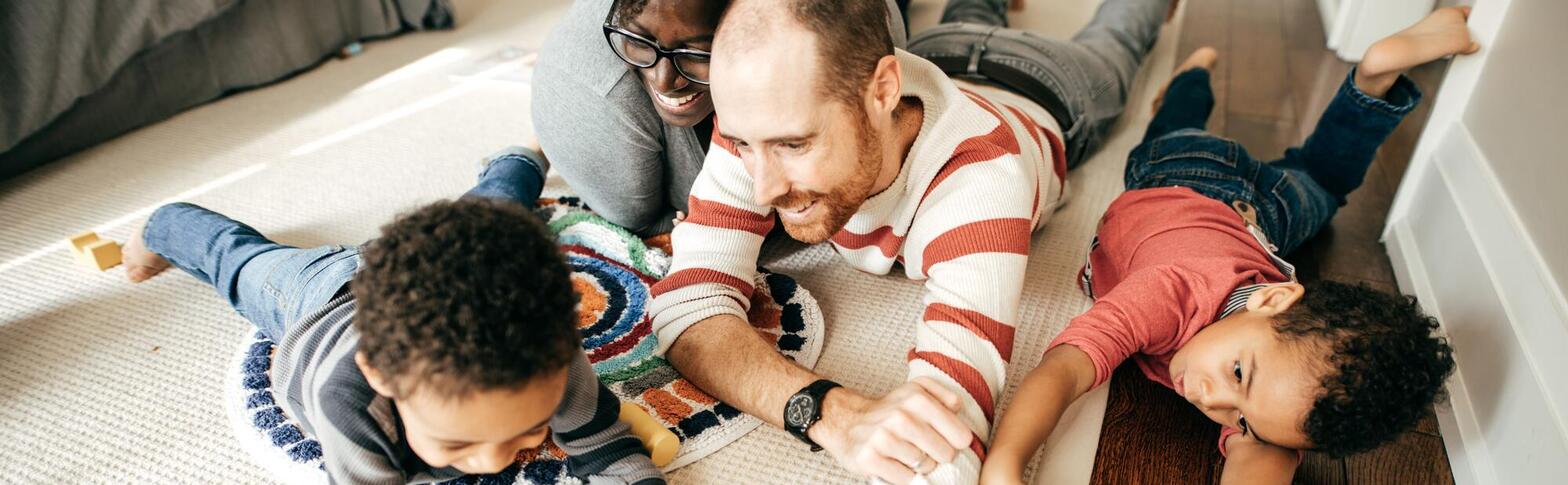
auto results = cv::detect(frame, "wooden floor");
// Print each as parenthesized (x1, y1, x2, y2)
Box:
(1088, 0, 1456, 483)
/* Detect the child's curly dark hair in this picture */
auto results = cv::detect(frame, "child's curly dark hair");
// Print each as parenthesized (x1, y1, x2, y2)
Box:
(350, 198, 580, 398)
(1273, 280, 1454, 457)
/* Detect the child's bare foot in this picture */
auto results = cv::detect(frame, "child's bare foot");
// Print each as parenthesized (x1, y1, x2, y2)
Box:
(1356, 6, 1480, 97)
(1153, 47, 1219, 113)
(122, 225, 171, 283)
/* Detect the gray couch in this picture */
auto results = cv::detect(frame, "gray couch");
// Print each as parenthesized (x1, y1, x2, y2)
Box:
(0, 0, 453, 181)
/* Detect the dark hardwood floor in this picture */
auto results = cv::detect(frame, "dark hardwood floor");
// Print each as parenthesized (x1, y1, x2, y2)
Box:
(1088, 0, 1456, 483)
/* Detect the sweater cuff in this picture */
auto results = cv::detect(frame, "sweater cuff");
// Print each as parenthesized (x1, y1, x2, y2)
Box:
(651, 291, 749, 356)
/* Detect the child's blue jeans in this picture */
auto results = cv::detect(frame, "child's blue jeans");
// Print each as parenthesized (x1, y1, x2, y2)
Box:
(143, 147, 548, 342)
(1125, 67, 1422, 255)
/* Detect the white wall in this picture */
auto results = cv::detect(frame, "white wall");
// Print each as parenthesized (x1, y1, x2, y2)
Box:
(1383, 0, 1568, 484)
(1459, 0, 1568, 293)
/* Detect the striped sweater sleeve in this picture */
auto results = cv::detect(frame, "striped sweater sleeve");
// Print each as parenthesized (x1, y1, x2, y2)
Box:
(647, 136, 772, 355)
(552, 352, 665, 485)
(901, 101, 1044, 482)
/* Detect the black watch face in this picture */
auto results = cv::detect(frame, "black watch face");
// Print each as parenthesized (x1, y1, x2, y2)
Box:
(785, 394, 815, 427)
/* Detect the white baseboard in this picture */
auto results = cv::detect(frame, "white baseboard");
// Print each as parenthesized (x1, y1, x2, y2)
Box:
(1383, 124, 1568, 485)
(1386, 221, 1492, 485)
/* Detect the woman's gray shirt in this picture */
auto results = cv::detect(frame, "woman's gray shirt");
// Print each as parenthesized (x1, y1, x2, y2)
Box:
(531, 0, 907, 236)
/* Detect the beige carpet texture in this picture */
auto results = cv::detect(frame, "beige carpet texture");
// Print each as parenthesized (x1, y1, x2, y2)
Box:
(0, 0, 1184, 483)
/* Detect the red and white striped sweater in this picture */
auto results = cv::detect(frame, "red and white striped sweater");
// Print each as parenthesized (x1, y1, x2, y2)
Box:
(650, 50, 1068, 477)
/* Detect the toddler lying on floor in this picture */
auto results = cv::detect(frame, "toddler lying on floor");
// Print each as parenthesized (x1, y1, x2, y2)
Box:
(124, 150, 665, 484)
(982, 7, 1479, 484)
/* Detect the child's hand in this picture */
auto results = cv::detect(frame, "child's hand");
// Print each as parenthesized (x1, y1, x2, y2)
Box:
(1219, 434, 1299, 485)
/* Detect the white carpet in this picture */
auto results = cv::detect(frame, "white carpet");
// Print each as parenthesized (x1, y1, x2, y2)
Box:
(0, 0, 1183, 483)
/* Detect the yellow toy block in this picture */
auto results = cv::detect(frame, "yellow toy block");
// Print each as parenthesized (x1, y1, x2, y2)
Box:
(619, 402, 679, 467)
(68, 231, 122, 271)
(68, 231, 99, 251)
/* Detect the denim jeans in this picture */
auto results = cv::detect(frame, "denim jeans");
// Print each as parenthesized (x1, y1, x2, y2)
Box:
(144, 147, 548, 341)
(906, 0, 1169, 168)
(1125, 68, 1422, 256)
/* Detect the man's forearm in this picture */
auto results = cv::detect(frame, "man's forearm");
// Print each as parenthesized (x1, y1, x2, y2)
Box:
(666, 313, 832, 429)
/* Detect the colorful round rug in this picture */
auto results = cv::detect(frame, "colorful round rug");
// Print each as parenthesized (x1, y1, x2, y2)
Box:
(225, 198, 824, 484)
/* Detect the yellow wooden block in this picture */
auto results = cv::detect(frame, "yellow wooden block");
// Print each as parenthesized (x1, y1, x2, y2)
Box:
(69, 231, 101, 267)
(619, 402, 679, 467)
(69, 231, 100, 251)
(68, 231, 122, 271)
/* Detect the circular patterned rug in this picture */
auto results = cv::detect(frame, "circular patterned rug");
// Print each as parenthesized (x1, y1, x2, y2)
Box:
(224, 198, 824, 484)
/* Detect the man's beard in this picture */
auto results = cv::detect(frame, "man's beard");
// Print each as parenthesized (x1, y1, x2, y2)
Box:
(774, 111, 883, 244)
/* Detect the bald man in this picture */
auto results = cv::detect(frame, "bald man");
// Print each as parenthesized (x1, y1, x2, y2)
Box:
(648, 0, 1169, 482)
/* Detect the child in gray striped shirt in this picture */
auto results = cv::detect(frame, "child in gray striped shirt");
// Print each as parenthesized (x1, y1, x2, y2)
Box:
(125, 152, 663, 484)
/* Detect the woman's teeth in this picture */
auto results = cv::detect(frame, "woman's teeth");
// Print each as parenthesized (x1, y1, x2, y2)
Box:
(656, 91, 698, 108)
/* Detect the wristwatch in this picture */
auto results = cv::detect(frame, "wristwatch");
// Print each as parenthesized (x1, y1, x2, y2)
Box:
(784, 379, 842, 452)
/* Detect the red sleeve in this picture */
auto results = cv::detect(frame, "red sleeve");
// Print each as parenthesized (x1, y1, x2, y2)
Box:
(1046, 264, 1218, 388)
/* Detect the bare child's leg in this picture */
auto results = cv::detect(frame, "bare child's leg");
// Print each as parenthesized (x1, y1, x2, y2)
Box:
(1259, 6, 1478, 253)
(123, 227, 171, 283)
(1355, 6, 1480, 98)
(1282, 5, 1479, 197)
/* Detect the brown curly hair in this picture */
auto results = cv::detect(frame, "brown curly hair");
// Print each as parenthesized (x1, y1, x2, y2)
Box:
(350, 199, 580, 399)
(1274, 280, 1455, 457)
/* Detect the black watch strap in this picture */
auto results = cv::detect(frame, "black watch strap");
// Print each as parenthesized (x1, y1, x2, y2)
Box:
(784, 379, 842, 452)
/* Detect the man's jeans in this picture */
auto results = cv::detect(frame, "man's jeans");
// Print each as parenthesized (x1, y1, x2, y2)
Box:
(143, 148, 548, 341)
(907, 0, 1169, 168)
(1125, 68, 1422, 255)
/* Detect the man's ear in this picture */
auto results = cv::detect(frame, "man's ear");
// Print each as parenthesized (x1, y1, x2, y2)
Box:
(866, 54, 903, 117)
(356, 351, 397, 398)
(1246, 282, 1306, 316)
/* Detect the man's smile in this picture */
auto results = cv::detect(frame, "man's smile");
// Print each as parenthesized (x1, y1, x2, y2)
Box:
(778, 200, 819, 223)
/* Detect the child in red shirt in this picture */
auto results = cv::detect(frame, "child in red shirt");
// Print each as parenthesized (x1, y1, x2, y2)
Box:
(981, 7, 1480, 484)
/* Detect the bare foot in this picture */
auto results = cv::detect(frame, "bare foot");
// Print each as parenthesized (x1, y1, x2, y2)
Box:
(1356, 6, 1480, 97)
(1153, 47, 1219, 113)
(122, 224, 171, 283)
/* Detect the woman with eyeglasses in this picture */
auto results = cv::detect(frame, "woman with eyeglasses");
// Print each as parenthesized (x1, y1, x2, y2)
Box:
(533, 0, 906, 235)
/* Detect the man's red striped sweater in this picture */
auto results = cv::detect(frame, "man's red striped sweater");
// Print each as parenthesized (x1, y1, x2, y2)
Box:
(649, 49, 1068, 480)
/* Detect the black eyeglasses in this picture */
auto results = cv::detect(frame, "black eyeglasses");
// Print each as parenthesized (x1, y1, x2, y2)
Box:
(602, 24, 712, 85)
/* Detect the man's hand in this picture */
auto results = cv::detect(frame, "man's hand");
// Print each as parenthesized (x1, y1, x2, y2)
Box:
(812, 378, 974, 484)
(663, 317, 970, 483)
